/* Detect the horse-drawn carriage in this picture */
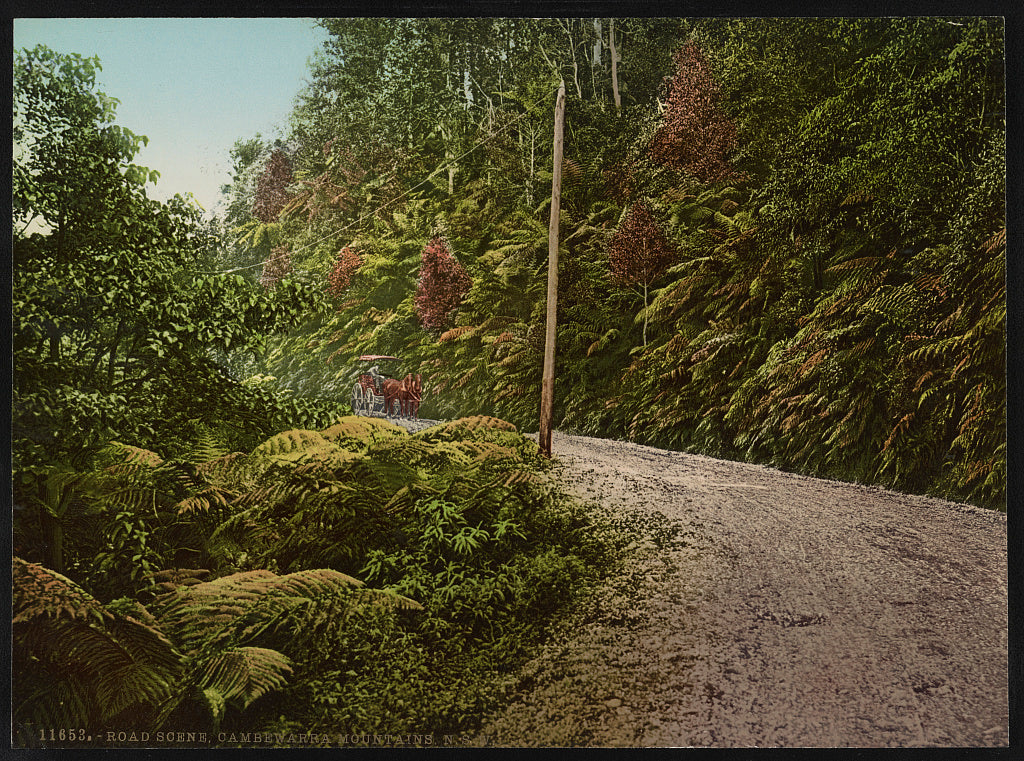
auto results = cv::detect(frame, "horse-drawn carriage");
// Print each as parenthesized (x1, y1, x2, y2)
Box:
(351, 355, 422, 420)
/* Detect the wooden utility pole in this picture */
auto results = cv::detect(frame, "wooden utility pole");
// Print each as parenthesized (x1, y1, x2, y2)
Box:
(539, 81, 566, 458)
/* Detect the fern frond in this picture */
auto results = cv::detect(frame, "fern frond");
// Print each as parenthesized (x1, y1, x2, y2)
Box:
(183, 428, 230, 462)
(320, 416, 407, 452)
(13, 559, 182, 725)
(152, 567, 423, 665)
(145, 568, 211, 595)
(487, 330, 520, 346)
(253, 429, 336, 461)
(176, 486, 234, 516)
(450, 440, 517, 464)
(198, 647, 292, 709)
(13, 557, 109, 625)
(105, 441, 165, 467)
(195, 452, 257, 492)
(501, 468, 543, 489)
(438, 325, 476, 342)
(415, 416, 518, 443)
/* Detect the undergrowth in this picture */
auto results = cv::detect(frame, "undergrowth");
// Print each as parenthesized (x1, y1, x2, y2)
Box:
(12, 416, 614, 747)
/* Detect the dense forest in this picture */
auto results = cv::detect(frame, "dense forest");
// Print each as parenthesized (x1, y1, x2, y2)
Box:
(12, 16, 1005, 746)
(213, 17, 1004, 509)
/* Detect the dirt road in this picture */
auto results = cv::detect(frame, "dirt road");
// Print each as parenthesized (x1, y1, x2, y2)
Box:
(477, 431, 1008, 747)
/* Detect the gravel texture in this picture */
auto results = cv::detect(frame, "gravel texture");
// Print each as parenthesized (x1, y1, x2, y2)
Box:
(475, 431, 1008, 748)
(381, 416, 441, 434)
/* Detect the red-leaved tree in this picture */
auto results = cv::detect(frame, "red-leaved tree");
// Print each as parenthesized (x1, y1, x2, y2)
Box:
(608, 202, 677, 346)
(415, 236, 472, 331)
(260, 245, 293, 289)
(252, 149, 294, 223)
(649, 42, 739, 184)
(326, 245, 362, 299)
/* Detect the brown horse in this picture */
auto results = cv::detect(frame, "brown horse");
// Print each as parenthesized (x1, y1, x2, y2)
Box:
(382, 373, 422, 419)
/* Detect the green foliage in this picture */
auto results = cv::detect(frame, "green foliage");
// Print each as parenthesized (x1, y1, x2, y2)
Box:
(12, 17, 1006, 749)
(234, 18, 1004, 507)
(12, 558, 183, 744)
(12, 46, 325, 493)
(14, 414, 610, 746)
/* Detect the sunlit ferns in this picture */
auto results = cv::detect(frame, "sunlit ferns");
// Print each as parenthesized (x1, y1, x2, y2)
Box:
(206, 424, 416, 574)
(13, 413, 570, 740)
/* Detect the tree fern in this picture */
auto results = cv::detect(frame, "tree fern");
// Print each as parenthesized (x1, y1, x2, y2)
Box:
(140, 567, 421, 731)
(151, 568, 421, 652)
(13, 558, 182, 741)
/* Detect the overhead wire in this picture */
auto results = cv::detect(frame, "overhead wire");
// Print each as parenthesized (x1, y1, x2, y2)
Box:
(204, 81, 562, 277)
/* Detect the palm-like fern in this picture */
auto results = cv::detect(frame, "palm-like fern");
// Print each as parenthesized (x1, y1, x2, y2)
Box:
(14, 558, 427, 743)
(12, 558, 183, 743)
(612, 188, 772, 452)
(203, 422, 420, 573)
(147, 567, 421, 727)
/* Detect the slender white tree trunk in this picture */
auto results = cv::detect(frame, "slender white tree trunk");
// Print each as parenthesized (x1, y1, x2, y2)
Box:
(610, 19, 621, 113)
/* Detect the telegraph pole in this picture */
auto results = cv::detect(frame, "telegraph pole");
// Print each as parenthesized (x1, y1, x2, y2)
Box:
(539, 81, 566, 458)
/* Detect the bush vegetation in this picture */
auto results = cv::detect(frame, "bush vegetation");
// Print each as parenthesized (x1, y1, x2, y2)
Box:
(13, 417, 610, 746)
(12, 15, 1005, 747)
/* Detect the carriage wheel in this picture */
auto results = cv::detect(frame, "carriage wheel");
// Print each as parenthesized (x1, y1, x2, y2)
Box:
(390, 399, 403, 419)
(351, 384, 364, 416)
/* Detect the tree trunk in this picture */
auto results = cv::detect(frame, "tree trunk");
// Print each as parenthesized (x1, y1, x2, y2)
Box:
(591, 19, 603, 106)
(42, 512, 64, 573)
(539, 81, 566, 458)
(643, 281, 648, 347)
(441, 123, 457, 195)
(559, 20, 584, 100)
(610, 19, 621, 113)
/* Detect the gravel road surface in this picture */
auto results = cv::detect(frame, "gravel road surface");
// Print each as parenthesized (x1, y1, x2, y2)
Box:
(477, 431, 1008, 748)
(390, 417, 440, 433)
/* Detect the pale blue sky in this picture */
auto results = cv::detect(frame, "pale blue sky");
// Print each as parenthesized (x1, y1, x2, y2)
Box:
(14, 17, 328, 216)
